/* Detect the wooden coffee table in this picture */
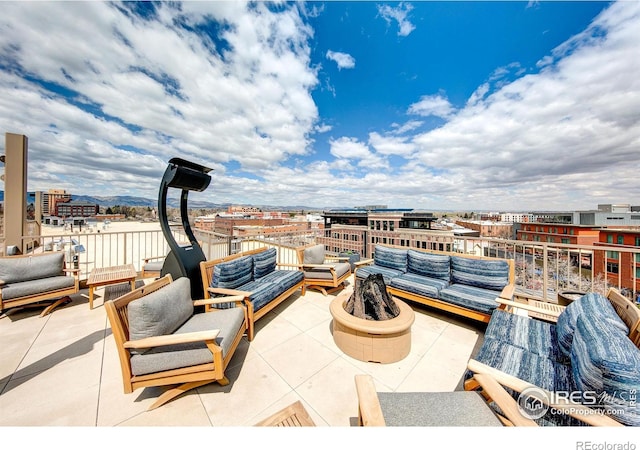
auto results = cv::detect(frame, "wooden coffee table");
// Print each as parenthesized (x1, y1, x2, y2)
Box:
(87, 264, 137, 309)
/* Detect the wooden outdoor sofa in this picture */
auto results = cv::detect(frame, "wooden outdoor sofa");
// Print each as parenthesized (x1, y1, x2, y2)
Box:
(356, 244, 515, 323)
(0, 251, 80, 316)
(200, 247, 304, 340)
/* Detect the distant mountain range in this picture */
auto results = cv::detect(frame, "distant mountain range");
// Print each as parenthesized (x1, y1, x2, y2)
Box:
(0, 190, 329, 211)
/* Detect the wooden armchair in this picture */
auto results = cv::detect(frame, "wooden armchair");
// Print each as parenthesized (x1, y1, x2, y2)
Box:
(140, 255, 165, 279)
(0, 252, 80, 317)
(295, 244, 352, 296)
(104, 274, 248, 410)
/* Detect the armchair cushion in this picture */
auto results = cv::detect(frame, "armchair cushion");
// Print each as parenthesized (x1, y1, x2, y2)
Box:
(376, 391, 502, 426)
(303, 245, 326, 264)
(129, 306, 245, 376)
(128, 276, 194, 352)
(0, 252, 65, 283)
(211, 255, 253, 289)
(304, 262, 351, 280)
(253, 248, 277, 279)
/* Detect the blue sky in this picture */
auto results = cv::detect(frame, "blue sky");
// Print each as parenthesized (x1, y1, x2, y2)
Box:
(1, 1, 639, 211)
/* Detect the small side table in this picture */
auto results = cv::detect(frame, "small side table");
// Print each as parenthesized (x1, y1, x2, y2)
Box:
(87, 264, 137, 309)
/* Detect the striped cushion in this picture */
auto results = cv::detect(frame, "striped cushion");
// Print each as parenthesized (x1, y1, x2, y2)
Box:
(571, 313, 640, 426)
(253, 248, 277, 279)
(438, 284, 501, 315)
(356, 264, 404, 285)
(556, 293, 629, 362)
(210, 255, 253, 289)
(406, 250, 450, 281)
(242, 270, 303, 312)
(373, 246, 408, 272)
(390, 272, 449, 299)
(485, 309, 563, 362)
(450, 256, 509, 291)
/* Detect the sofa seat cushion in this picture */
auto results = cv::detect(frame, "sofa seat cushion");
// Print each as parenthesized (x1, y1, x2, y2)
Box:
(143, 261, 164, 273)
(406, 250, 450, 281)
(253, 248, 277, 279)
(356, 264, 404, 285)
(128, 277, 194, 351)
(450, 256, 509, 291)
(0, 276, 75, 300)
(557, 292, 629, 362)
(241, 270, 303, 312)
(471, 338, 573, 392)
(389, 272, 449, 299)
(484, 309, 563, 362)
(0, 252, 65, 284)
(571, 313, 640, 426)
(210, 255, 253, 290)
(438, 284, 501, 315)
(304, 262, 350, 280)
(129, 306, 245, 376)
(373, 246, 408, 272)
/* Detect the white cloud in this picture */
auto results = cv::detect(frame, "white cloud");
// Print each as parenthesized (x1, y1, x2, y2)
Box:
(0, 1, 319, 196)
(325, 50, 356, 70)
(329, 137, 387, 169)
(408, 94, 456, 119)
(377, 2, 416, 37)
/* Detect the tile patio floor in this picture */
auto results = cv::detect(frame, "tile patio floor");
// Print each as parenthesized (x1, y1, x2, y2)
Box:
(0, 274, 487, 428)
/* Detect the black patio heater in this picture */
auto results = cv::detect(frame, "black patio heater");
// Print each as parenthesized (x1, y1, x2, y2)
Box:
(158, 157, 212, 300)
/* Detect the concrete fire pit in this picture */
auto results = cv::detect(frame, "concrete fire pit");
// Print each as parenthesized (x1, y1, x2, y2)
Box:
(330, 290, 415, 364)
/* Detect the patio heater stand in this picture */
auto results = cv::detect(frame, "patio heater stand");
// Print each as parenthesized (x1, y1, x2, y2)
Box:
(158, 157, 212, 300)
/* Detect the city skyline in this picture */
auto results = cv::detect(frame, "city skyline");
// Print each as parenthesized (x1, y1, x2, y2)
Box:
(1, 1, 639, 211)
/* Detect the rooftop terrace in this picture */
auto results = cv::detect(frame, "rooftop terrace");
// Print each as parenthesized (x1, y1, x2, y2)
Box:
(1, 223, 637, 446)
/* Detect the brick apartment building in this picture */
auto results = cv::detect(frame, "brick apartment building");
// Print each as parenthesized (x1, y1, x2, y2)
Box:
(593, 229, 640, 294)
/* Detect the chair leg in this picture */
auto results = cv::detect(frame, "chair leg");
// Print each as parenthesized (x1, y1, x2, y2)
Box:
(147, 380, 212, 411)
(39, 296, 71, 317)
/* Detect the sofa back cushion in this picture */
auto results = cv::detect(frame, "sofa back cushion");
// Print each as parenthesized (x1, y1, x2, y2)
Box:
(373, 246, 407, 272)
(253, 248, 277, 279)
(450, 256, 509, 291)
(0, 252, 65, 283)
(128, 277, 194, 353)
(407, 250, 450, 281)
(303, 245, 325, 264)
(210, 255, 253, 289)
(571, 313, 640, 426)
(557, 293, 629, 362)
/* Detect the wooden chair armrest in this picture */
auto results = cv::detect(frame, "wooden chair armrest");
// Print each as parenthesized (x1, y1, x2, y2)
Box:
(207, 287, 252, 297)
(472, 373, 537, 426)
(63, 268, 81, 275)
(496, 298, 563, 320)
(354, 259, 374, 267)
(499, 284, 515, 300)
(277, 263, 303, 269)
(143, 256, 166, 263)
(354, 374, 386, 426)
(193, 295, 246, 307)
(301, 263, 336, 271)
(124, 329, 220, 349)
(467, 359, 624, 427)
